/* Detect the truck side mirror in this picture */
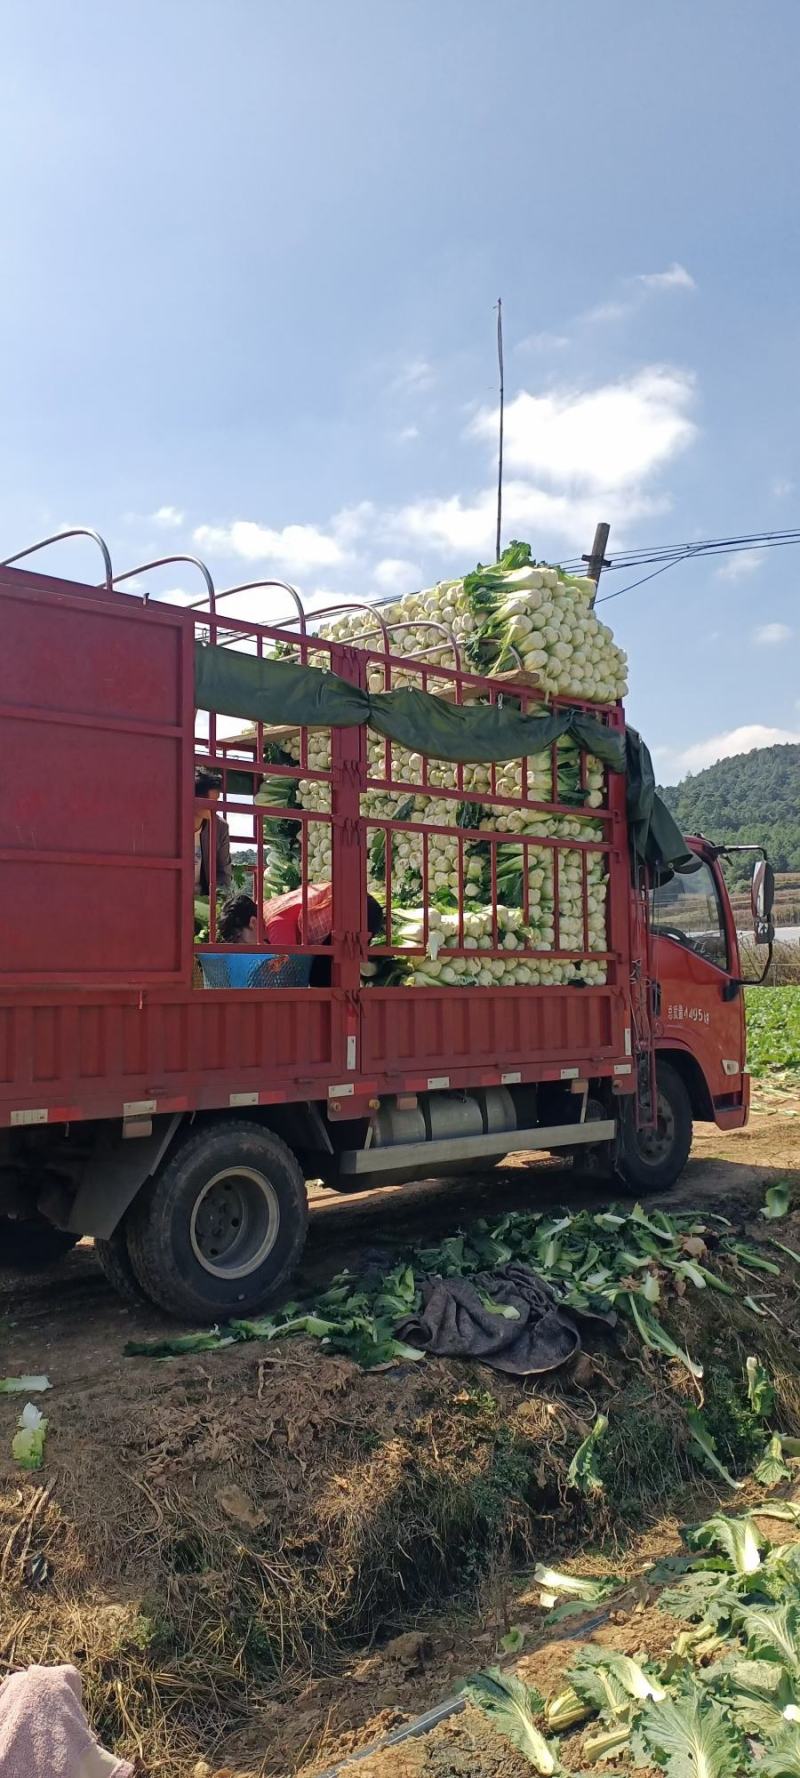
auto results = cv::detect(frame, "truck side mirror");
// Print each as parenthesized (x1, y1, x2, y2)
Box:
(751, 858, 775, 945)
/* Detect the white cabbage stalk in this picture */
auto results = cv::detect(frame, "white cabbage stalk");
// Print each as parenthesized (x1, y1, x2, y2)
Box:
(312, 558, 627, 703)
(263, 759, 609, 989)
(258, 551, 617, 988)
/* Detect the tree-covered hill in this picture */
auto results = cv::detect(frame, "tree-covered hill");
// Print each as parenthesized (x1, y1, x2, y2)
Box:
(659, 743, 800, 881)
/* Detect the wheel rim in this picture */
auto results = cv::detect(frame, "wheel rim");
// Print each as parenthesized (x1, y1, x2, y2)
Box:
(635, 1091, 675, 1167)
(189, 1167, 280, 1279)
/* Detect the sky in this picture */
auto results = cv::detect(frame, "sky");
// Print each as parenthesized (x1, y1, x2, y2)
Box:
(1, 0, 799, 781)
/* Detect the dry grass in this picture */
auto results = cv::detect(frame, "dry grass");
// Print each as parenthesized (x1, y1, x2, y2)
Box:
(0, 1364, 578, 1774)
(739, 940, 800, 985)
(4, 1228, 800, 1774)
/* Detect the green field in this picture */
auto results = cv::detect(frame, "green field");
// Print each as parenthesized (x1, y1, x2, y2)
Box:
(745, 983, 800, 1076)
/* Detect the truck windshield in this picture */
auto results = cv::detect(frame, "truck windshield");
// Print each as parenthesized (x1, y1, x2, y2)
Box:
(649, 860, 729, 971)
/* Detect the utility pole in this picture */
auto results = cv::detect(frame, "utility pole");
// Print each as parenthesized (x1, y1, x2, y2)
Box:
(495, 298, 504, 562)
(583, 521, 611, 603)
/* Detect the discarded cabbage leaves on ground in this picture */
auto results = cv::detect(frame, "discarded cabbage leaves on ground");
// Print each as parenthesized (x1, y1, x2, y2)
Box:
(467, 1505, 800, 1774)
(124, 1195, 785, 1411)
(11, 1402, 47, 1470)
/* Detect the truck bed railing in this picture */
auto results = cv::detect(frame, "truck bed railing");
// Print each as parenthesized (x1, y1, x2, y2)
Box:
(1, 527, 114, 592)
(112, 555, 216, 605)
(0, 524, 625, 996)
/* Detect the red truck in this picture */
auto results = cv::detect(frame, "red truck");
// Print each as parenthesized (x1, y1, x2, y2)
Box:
(0, 532, 774, 1321)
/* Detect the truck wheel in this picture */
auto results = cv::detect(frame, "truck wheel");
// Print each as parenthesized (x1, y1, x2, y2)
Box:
(616, 1062, 692, 1194)
(94, 1223, 150, 1306)
(0, 1215, 79, 1270)
(126, 1121, 309, 1321)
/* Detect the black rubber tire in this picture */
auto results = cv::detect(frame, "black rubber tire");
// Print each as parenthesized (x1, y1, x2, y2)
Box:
(0, 1215, 79, 1270)
(94, 1222, 150, 1306)
(126, 1121, 309, 1321)
(616, 1061, 693, 1194)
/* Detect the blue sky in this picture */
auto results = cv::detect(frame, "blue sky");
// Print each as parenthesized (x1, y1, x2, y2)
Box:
(2, 0, 799, 779)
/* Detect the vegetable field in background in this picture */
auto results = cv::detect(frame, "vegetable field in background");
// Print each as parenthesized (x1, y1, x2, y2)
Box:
(746, 986, 800, 1077)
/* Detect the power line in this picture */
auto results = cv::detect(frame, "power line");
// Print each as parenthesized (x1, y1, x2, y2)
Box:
(596, 556, 684, 604)
(366, 521, 800, 613)
(560, 525, 800, 583)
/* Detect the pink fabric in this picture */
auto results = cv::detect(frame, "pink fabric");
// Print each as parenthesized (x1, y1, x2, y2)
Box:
(0, 1664, 134, 1777)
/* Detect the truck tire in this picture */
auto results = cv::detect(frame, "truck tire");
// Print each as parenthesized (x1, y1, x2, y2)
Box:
(94, 1223, 150, 1306)
(126, 1121, 309, 1321)
(616, 1062, 692, 1194)
(0, 1215, 79, 1270)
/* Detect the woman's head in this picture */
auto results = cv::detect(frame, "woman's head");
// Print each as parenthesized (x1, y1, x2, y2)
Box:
(218, 892, 259, 945)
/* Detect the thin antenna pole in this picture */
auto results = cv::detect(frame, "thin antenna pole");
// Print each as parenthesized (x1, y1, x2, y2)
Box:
(495, 297, 504, 562)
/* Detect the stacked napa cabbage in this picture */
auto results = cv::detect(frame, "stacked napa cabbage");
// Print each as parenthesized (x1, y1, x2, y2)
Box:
(317, 541, 627, 701)
(257, 544, 623, 986)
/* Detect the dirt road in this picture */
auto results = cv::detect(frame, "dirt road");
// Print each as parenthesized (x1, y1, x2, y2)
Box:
(0, 1086, 798, 1778)
(2, 1087, 797, 1371)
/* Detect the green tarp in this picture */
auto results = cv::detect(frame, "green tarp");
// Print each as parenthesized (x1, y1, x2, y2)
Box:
(195, 642, 688, 869)
(625, 727, 694, 873)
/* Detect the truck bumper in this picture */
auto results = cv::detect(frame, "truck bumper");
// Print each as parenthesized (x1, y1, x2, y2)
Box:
(713, 1071, 750, 1130)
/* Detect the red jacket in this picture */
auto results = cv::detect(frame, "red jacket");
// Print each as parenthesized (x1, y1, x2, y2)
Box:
(263, 883, 333, 945)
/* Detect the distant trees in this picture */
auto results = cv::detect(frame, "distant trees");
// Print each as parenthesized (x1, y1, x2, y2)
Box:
(659, 743, 800, 882)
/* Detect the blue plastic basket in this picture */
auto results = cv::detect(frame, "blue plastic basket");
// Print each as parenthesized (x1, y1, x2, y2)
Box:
(198, 952, 313, 989)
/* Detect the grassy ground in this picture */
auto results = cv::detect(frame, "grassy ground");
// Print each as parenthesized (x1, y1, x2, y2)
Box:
(1, 1099, 800, 1777)
(746, 983, 800, 1075)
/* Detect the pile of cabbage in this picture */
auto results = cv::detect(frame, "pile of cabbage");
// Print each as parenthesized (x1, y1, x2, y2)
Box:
(258, 745, 610, 990)
(256, 544, 621, 986)
(314, 540, 628, 702)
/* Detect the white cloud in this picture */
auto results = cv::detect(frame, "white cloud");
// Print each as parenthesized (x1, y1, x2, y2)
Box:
(470, 366, 696, 493)
(715, 549, 764, 581)
(195, 520, 344, 573)
(638, 262, 696, 291)
(536, 264, 695, 341)
(195, 364, 698, 590)
(193, 505, 372, 578)
(393, 477, 668, 562)
(579, 299, 632, 326)
(393, 490, 497, 557)
(330, 501, 375, 546)
(152, 505, 185, 528)
(754, 621, 793, 645)
(396, 424, 420, 443)
(373, 557, 421, 594)
(658, 724, 800, 780)
(391, 356, 435, 393)
(773, 477, 794, 499)
(390, 365, 694, 561)
(516, 330, 571, 353)
(151, 585, 195, 605)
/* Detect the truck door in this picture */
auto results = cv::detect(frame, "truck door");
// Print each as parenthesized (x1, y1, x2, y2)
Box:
(649, 854, 745, 1099)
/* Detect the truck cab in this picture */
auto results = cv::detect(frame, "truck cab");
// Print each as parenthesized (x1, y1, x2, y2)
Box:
(649, 840, 749, 1132)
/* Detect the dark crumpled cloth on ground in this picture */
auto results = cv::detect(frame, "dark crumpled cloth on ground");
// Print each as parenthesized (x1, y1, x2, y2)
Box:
(396, 1261, 613, 1376)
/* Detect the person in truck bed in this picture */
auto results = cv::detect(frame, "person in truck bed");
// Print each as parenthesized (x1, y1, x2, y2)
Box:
(263, 884, 383, 985)
(201, 891, 308, 986)
(194, 767, 232, 897)
(218, 892, 259, 944)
